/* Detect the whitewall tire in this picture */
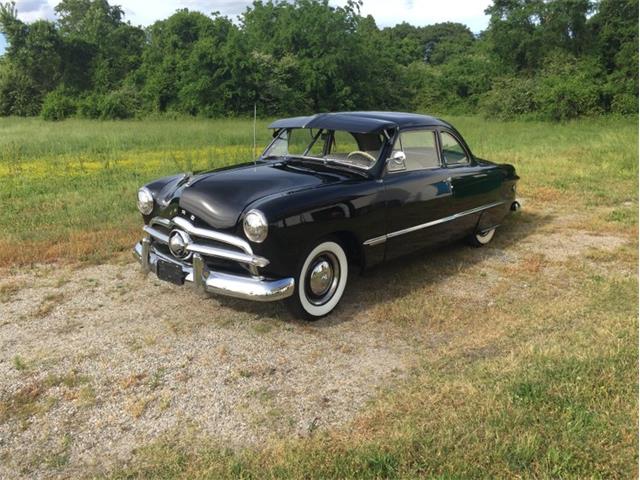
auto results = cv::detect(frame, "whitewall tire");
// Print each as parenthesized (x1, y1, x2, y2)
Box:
(468, 227, 496, 247)
(287, 240, 348, 320)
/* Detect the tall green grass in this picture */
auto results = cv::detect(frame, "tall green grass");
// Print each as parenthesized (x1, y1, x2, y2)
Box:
(0, 115, 636, 266)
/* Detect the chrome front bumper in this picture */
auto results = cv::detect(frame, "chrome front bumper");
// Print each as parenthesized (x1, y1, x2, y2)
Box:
(133, 239, 295, 302)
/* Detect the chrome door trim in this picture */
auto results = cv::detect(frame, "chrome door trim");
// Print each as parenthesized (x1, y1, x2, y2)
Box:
(363, 201, 505, 246)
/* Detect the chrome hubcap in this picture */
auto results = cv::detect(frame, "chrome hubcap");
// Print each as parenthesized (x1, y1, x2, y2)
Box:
(305, 252, 340, 306)
(309, 260, 333, 296)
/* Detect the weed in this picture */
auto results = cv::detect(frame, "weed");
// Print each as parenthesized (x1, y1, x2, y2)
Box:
(33, 293, 65, 318)
(0, 281, 22, 303)
(13, 355, 29, 371)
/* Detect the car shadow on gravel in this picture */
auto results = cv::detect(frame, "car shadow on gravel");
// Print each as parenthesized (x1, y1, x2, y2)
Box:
(213, 209, 552, 326)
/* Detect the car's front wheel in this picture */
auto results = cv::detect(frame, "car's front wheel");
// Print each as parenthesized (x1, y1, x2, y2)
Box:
(286, 239, 348, 320)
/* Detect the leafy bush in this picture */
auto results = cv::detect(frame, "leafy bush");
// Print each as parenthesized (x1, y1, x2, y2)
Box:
(0, 62, 42, 116)
(611, 93, 638, 115)
(535, 54, 604, 121)
(41, 89, 77, 121)
(480, 77, 539, 119)
(77, 93, 102, 119)
(77, 87, 140, 119)
(481, 53, 607, 121)
(98, 88, 139, 119)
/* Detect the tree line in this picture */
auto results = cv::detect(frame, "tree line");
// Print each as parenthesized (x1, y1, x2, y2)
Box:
(0, 0, 636, 121)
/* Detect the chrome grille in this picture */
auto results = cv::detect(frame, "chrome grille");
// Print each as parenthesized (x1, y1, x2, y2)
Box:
(143, 216, 268, 275)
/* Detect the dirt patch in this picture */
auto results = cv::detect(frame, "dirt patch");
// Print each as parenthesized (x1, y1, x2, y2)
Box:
(521, 230, 627, 262)
(0, 263, 416, 478)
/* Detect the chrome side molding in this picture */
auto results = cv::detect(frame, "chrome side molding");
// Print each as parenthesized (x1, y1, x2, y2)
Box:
(363, 201, 506, 246)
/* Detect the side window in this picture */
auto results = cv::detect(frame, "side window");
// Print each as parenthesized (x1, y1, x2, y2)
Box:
(389, 130, 439, 172)
(441, 131, 469, 166)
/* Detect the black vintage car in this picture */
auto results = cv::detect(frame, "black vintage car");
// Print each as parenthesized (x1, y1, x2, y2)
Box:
(133, 112, 520, 318)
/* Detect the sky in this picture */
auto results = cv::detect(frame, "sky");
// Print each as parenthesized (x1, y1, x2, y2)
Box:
(0, 0, 492, 54)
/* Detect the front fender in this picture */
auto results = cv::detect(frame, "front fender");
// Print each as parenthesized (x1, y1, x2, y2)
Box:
(246, 181, 387, 277)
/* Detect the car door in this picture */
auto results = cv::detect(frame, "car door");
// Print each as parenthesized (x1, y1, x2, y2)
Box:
(382, 128, 455, 260)
(439, 129, 505, 235)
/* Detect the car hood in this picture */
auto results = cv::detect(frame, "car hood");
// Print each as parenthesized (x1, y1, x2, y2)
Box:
(158, 162, 350, 230)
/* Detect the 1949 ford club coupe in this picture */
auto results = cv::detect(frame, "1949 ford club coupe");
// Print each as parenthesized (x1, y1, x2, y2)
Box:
(133, 112, 520, 319)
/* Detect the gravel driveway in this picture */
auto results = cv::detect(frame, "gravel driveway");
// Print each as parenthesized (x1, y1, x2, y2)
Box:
(0, 260, 419, 478)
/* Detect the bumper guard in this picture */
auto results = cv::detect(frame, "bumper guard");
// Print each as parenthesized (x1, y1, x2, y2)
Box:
(133, 240, 295, 302)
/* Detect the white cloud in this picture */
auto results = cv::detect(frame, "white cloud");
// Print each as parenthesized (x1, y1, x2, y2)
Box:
(14, 0, 56, 22)
(355, 0, 492, 31)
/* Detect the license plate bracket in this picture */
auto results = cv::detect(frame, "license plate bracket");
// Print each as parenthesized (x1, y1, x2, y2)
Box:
(156, 260, 185, 285)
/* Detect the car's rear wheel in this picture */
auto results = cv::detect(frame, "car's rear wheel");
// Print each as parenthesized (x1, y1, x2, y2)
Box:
(468, 227, 496, 247)
(286, 239, 348, 320)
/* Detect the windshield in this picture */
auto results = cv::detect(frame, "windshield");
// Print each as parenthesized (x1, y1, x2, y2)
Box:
(262, 128, 385, 170)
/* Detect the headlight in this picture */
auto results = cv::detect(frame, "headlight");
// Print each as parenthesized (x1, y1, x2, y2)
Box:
(243, 209, 268, 243)
(137, 187, 154, 215)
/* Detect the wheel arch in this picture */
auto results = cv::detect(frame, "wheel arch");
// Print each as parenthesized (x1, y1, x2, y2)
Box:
(330, 230, 364, 272)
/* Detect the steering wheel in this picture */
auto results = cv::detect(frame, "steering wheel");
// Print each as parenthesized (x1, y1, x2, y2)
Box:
(347, 151, 376, 164)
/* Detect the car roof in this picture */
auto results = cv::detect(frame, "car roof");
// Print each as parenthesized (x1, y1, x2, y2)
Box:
(268, 111, 449, 134)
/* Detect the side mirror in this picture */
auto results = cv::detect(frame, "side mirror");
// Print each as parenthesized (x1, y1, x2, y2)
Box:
(387, 151, 406, 172)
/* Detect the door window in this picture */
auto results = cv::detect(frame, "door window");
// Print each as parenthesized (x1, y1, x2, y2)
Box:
(389, 130, 439, 172)
(441, 131, 469, 166)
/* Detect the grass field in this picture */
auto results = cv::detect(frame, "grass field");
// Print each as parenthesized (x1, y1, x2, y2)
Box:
(0, 115, 637, 478)
(0, 116, 636, 267)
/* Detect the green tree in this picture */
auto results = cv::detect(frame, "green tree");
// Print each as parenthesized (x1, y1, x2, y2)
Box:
(485, 0, 595, 72)
(55, 0, 144, 92)
(0, 3, 62, 114)
(132, 10, 237, 115)
(589, 0, 639, 113)
(0, 0, 636, 120)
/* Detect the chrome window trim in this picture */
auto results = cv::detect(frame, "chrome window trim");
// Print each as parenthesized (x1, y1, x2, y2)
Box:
(363, 201, 505, 246)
